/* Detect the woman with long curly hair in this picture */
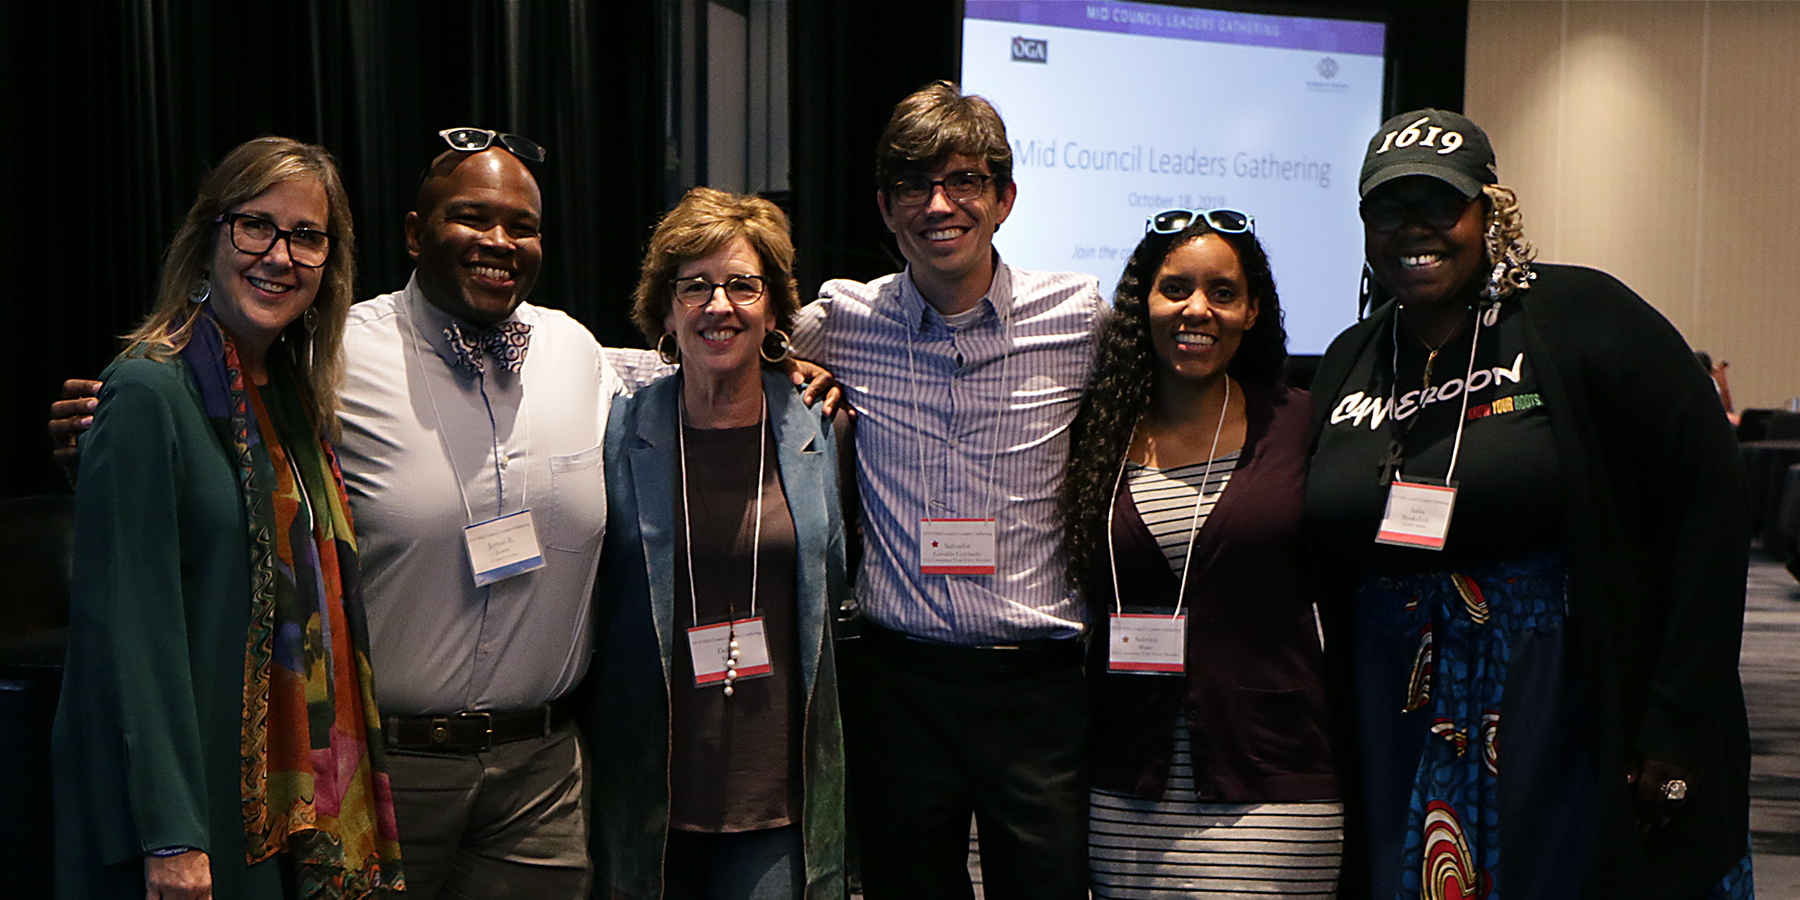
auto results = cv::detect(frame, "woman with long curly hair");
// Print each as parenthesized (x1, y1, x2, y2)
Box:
(1060, 211, 1342, 897)
(1307, 109, 1752, 898)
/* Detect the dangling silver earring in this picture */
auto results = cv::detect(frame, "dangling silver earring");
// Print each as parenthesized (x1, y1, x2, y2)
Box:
(1482, 259, 1507, 303)
(760, 329, 792, 364)
(189, 277, 212, 304)
(303, 307, 320, 333)
(657, 332, 680, 364)
(1480, 218, 1508, 302)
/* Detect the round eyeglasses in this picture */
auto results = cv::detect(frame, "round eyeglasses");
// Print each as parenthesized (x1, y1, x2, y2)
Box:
(671, 274, 767, 307)
(214, 213, 332, 268)
(1146, 208, 1255, 236)
(888, 171, 994, 207)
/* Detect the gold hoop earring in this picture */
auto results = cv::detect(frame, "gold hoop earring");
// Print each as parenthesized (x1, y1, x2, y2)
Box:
(657, 332, 680, 364)
(760, 329, 792, 364)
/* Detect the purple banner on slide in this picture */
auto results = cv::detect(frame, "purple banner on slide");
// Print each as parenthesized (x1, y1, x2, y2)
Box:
(966, 0, 1385, 56)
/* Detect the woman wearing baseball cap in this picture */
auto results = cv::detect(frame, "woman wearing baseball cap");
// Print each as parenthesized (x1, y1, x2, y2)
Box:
(1306, 110, 1752, 898)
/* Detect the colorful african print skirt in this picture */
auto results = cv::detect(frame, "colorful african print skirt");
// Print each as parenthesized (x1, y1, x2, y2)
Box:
(1351, 551, 1752, 900)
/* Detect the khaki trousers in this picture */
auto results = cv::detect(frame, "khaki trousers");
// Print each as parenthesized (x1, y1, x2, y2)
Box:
(382, 720, 590, 900)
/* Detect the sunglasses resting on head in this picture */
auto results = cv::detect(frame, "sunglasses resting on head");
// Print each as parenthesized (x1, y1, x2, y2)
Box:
(439, 127, 547, 163)
(1146, 208, 1254, 236)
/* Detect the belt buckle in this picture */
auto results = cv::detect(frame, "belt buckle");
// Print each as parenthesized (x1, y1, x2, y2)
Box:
(462, 711, 495, 750)
(429, 711, 493, 751)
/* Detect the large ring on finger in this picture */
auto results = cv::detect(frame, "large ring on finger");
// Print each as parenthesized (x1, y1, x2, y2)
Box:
(1660, 779, 1688, 801)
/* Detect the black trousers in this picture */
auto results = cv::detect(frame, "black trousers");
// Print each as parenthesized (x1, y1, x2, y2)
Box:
(842, 625, 1090, 900)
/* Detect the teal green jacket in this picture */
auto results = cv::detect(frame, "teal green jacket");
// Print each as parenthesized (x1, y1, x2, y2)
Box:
(586, 369, 849, 899)
(54, 356, 285, 898)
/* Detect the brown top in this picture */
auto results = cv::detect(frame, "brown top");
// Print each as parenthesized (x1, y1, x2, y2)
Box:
(668, 419, 802, 832)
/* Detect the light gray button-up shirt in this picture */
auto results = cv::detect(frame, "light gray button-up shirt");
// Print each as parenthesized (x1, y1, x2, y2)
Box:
(337, 276, 635, 715)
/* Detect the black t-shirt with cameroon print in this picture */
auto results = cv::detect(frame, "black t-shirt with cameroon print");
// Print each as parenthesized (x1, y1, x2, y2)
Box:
(1307, 300, 1563, 572)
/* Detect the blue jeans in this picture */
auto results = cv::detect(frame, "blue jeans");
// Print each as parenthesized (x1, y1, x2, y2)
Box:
(663, 825, 803, 900)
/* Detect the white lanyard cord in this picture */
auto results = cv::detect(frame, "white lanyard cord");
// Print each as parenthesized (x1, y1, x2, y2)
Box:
(903, 290, 1012, 528)
(1107, 377, 1231, 620)
(1444, 316, 1482, 483)
(406, 297, 530, 523)
(903, 318, 929, 515)
(678, 387, 767, 626)
(1388, 307, 1484, 484)
(1172, 378, 1231, 617)
(1106, 441, 1130, 617)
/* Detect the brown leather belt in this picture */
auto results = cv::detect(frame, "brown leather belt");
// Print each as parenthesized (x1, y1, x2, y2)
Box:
(384, 701, 571, 753)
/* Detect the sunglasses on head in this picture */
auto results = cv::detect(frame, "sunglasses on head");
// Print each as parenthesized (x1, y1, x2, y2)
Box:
(1146, 208, 1255, 236)
(439, 127, 547, 163)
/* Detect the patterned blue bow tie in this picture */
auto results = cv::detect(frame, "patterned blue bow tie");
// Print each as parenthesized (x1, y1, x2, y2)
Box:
(445, 321, 532, 375)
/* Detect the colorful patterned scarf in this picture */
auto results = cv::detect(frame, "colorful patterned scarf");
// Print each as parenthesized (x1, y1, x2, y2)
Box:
(181, 312, 404, 896)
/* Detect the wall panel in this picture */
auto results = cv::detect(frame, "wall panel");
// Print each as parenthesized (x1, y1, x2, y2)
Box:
(1695, 3, 1800, 411)
(1468, 0, 1800, 409)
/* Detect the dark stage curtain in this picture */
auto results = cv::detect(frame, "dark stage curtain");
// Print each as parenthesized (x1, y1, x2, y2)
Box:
(789, 0, 964, 298)
(0, 1, 1465, 892)
(2, 0, 664, 500)
(3, 0, 1465, 501)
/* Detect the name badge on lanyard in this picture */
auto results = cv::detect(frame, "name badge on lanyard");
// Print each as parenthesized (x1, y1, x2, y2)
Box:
(464, 509, 548, 586)
(920, 518, 998, 575)
(1376, 479, 1458, 551)
(687, 617, 773, 686)
(1108, 613, 1187, 675)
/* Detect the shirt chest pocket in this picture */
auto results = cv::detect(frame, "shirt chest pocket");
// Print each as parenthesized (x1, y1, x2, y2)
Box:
(544, 444, 607, 552)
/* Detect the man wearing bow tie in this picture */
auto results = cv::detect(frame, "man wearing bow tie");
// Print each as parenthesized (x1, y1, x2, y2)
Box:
(47, 135, 619, 896)
(330, 139, 618, 898)
(48, 131, 845, 897)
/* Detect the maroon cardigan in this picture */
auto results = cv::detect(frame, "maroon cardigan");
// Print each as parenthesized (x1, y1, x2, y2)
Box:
(1086, 382, 1338, 803)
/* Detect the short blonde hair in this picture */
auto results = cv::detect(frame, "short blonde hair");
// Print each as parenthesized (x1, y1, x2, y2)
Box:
(123, 136, 355, 440)
(631, 187, 800, 345)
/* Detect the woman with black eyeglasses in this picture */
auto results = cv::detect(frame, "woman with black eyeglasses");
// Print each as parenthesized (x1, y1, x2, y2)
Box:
(585, 187, 848, 900)
(1307, 109, 1752, 898)
(1059, 209, 1342, 897)
(53, 137, 403, 899)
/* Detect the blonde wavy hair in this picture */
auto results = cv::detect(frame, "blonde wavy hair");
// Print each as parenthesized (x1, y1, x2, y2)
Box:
(1480, 183, 1535, 301)
(123, 136, 355, 440)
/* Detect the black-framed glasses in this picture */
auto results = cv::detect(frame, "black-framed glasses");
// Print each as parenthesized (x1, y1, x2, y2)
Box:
(671, 274, 767, 307)
(439, 127, 547, 163)
(1359, 194, 1474, 233)
(214, 213, 332, 268)
(889, 171, 993, 207)
(1146, 208, 1255, 236)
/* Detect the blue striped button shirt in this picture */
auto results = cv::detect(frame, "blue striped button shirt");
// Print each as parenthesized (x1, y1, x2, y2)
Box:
(792, 262, 1103, 644)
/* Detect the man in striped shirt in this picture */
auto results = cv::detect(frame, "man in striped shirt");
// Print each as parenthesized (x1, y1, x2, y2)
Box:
(790, 81, 1103, 900)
